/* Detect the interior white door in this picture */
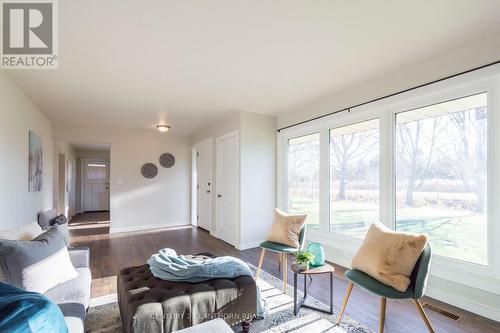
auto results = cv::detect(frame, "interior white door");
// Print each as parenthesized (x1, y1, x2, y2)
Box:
(216, 131, 239, 246)
(195, 138, 213, 231)
(82, 160, 110, 212)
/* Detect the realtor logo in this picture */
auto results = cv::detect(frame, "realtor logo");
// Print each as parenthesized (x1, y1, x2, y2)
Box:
(1, 0, 58, 69)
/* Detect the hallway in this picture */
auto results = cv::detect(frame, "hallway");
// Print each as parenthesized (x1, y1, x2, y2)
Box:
(69, 211, 110, 240)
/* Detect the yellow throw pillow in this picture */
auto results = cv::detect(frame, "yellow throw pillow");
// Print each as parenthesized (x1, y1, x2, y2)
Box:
(266, 209, 307, 248)
(351, 223, 428, 292)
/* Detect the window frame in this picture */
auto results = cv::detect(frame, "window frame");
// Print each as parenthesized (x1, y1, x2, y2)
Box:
(393, 92, 489, 266)
(277, 65, 500, 294)
(328, 117, 382, 238)
(286, 132, 321, 229)
(279, 108, 386, 245)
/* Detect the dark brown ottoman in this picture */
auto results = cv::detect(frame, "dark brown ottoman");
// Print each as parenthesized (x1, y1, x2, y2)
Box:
(117, 264, 257, 333)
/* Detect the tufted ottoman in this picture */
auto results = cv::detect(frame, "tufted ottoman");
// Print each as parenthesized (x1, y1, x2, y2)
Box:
(117, 262, 256, 333)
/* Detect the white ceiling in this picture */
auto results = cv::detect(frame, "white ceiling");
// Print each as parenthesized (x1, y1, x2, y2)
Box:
(6, 0, 500, 135)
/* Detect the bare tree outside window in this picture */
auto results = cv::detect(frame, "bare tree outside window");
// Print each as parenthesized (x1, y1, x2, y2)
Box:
(288, 133, 320, 228)
(330, 119, 380, 237)
(396, 93, 488, 265)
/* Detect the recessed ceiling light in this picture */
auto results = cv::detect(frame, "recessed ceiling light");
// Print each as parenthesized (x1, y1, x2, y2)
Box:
(156, 125, 170, 132)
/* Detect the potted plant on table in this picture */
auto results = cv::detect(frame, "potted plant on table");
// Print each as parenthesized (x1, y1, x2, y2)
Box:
(293, 251, 315, 271)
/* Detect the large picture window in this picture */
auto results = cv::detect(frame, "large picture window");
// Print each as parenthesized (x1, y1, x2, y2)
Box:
(279, 71, 500, 301)
(288, 133, 320, 228)
(395, 93, 488, 265)
(330, 119, 380, 237)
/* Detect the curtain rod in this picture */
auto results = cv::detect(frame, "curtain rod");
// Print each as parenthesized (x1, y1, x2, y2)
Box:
(277, 59, 500, 132)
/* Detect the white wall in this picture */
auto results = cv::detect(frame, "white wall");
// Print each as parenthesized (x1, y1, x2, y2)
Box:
(240, 112, 277, 249)
(75, 149, 110, 160)
(53, 123, 191, 233)
(0, 71, 54, 228)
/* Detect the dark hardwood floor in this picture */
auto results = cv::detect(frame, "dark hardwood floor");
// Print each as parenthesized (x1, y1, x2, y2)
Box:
(69, 211, 110, 238)
(70, 217, 499, 333)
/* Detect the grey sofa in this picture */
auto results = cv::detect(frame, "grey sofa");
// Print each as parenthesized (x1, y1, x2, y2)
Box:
(44, 246, 92, 333)
(37, 209, 92, 332)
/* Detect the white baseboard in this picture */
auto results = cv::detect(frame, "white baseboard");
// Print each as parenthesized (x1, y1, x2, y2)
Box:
(237, 240, 263, 250)
(426, 287, 500, 322)
(110, 222, 191, 234)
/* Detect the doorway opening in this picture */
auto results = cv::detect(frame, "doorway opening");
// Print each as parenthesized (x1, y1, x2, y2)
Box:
(57, 153, 67, 216)
(69, 142, 111, 238)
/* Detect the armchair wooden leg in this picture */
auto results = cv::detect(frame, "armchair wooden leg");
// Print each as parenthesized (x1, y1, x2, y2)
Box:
(283, 253, 288, 294)
(413, 299, 435, 333)
(336, 282, 354, 325)
(278, 252, 282, 272)
(379, 297, 387, 333)
(255, 249, 266, 280)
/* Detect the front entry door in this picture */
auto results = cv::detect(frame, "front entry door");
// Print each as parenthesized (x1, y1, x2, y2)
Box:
(82, 160, 110, 212)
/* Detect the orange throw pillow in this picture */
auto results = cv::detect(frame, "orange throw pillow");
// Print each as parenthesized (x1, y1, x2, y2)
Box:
(351, 223, 428, 292)
(266, 209, 307, 248)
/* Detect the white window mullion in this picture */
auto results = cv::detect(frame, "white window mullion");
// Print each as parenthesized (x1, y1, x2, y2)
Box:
(384, 110, 396, 230)
(487, 81, 500, 277)
(319, 128, 330, 233)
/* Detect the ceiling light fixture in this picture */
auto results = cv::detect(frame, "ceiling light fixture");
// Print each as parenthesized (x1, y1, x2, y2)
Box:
(156, 125, 170, 133)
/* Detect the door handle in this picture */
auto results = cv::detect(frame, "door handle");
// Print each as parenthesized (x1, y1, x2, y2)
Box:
(207, 190, 211, 193)
(217, 194, 222, 198)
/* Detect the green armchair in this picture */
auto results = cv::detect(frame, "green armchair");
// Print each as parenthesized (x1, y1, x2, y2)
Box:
(336, 243, 434, 333)
(255, 226, 307, 294)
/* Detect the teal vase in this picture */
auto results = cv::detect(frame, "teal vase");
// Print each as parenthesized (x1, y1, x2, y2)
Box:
(307, 242, 325, 267)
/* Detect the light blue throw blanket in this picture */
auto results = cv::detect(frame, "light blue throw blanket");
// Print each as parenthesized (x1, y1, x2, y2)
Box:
(147, 248, 268, 318)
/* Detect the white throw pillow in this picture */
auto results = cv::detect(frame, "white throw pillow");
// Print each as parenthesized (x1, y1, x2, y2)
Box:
(0, 221, 44, 241)
(266, 209, 307, 248)
(0, 225, 78, 293)
(22, 246, 78, 294)
(0, 221, 44, 282)
(351, 223, 428, 292)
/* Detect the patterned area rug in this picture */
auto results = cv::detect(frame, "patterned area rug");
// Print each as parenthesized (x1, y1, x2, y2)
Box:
(86, 264, 374, 333)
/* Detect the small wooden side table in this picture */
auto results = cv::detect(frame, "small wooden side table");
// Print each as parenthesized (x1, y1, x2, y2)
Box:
(291, 263, 334, 316)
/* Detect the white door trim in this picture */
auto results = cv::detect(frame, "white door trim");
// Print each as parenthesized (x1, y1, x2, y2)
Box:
(80, 158, 110, 212)
(215, 130, 240, 246)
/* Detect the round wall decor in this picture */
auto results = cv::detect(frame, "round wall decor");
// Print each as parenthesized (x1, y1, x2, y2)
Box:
(159, 153, 175, 168)
(141, 163, 158, 179)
